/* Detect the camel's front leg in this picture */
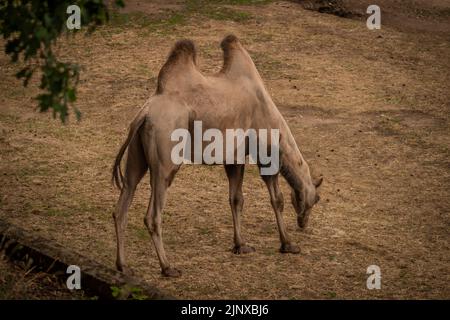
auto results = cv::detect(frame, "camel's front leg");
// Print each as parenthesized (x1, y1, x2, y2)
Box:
(145, 166, 181, 277)
(224, 164, 255, 254)
(262, 174, 300, 254)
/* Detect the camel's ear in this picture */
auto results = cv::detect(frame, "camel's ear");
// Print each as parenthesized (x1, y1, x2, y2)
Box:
(314, 176, 323, 188)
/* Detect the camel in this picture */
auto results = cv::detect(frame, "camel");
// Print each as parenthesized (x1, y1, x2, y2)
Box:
(112, 35, 323, 277)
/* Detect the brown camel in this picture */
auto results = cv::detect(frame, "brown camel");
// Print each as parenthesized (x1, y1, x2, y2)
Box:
(112, 35, 323, 277)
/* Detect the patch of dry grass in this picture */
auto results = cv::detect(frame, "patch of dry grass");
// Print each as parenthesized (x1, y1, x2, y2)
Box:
(0, 255, 88, 299)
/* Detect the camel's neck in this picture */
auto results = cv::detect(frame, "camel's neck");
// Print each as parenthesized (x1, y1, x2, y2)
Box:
(279, 121, 315, 196)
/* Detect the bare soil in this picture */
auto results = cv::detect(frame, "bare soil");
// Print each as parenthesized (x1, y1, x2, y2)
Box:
(297, 0, 450, 34)
(0, 0, 449, 299)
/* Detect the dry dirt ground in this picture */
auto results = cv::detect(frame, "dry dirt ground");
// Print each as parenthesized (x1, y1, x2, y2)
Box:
(0, 0, 449, 299)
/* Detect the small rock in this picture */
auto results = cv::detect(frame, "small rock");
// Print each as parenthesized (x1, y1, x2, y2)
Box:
(32, 179, 42, 185)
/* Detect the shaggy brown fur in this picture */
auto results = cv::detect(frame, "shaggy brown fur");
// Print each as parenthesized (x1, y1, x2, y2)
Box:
(156, 39, 197, 94)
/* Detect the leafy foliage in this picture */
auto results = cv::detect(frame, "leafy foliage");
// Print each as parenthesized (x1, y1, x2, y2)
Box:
(0, 0, 124, 122)
(110, 285, 148, 300)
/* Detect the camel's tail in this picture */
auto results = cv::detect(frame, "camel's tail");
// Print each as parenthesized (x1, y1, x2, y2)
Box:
(112, 108, 147, 190)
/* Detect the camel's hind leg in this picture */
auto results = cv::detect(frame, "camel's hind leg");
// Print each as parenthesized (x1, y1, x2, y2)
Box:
(142, 128, 181, 277)
(140, 97, 192, 277)
(145, 162, 180, 277)
(224, 164, 255, 254)
(113, 137, 147, 273)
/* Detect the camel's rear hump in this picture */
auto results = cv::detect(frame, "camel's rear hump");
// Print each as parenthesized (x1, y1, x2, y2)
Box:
(156, 39, 200, 94)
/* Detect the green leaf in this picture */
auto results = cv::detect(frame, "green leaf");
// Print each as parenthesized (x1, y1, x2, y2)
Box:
(110, 286, 121, 298)
(0, 0, 114, 122)
(67, 88, 76, 102)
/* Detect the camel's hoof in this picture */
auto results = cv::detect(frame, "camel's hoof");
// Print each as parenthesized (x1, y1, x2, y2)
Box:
(232, 245, 256, 254)
(280, 243, 301, 254)
(117, 264, 135, 276)
(162, 267, 182, 278)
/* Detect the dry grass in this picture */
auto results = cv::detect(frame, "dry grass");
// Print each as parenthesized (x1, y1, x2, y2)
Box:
(0, 0, 449, 299)
(0, 255, 88, 299)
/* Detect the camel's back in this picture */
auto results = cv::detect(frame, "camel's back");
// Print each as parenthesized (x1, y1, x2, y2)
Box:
(154, 36, 283, 131)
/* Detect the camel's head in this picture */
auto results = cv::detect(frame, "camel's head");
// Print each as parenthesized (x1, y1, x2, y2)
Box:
(291, 177, 323, 229)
